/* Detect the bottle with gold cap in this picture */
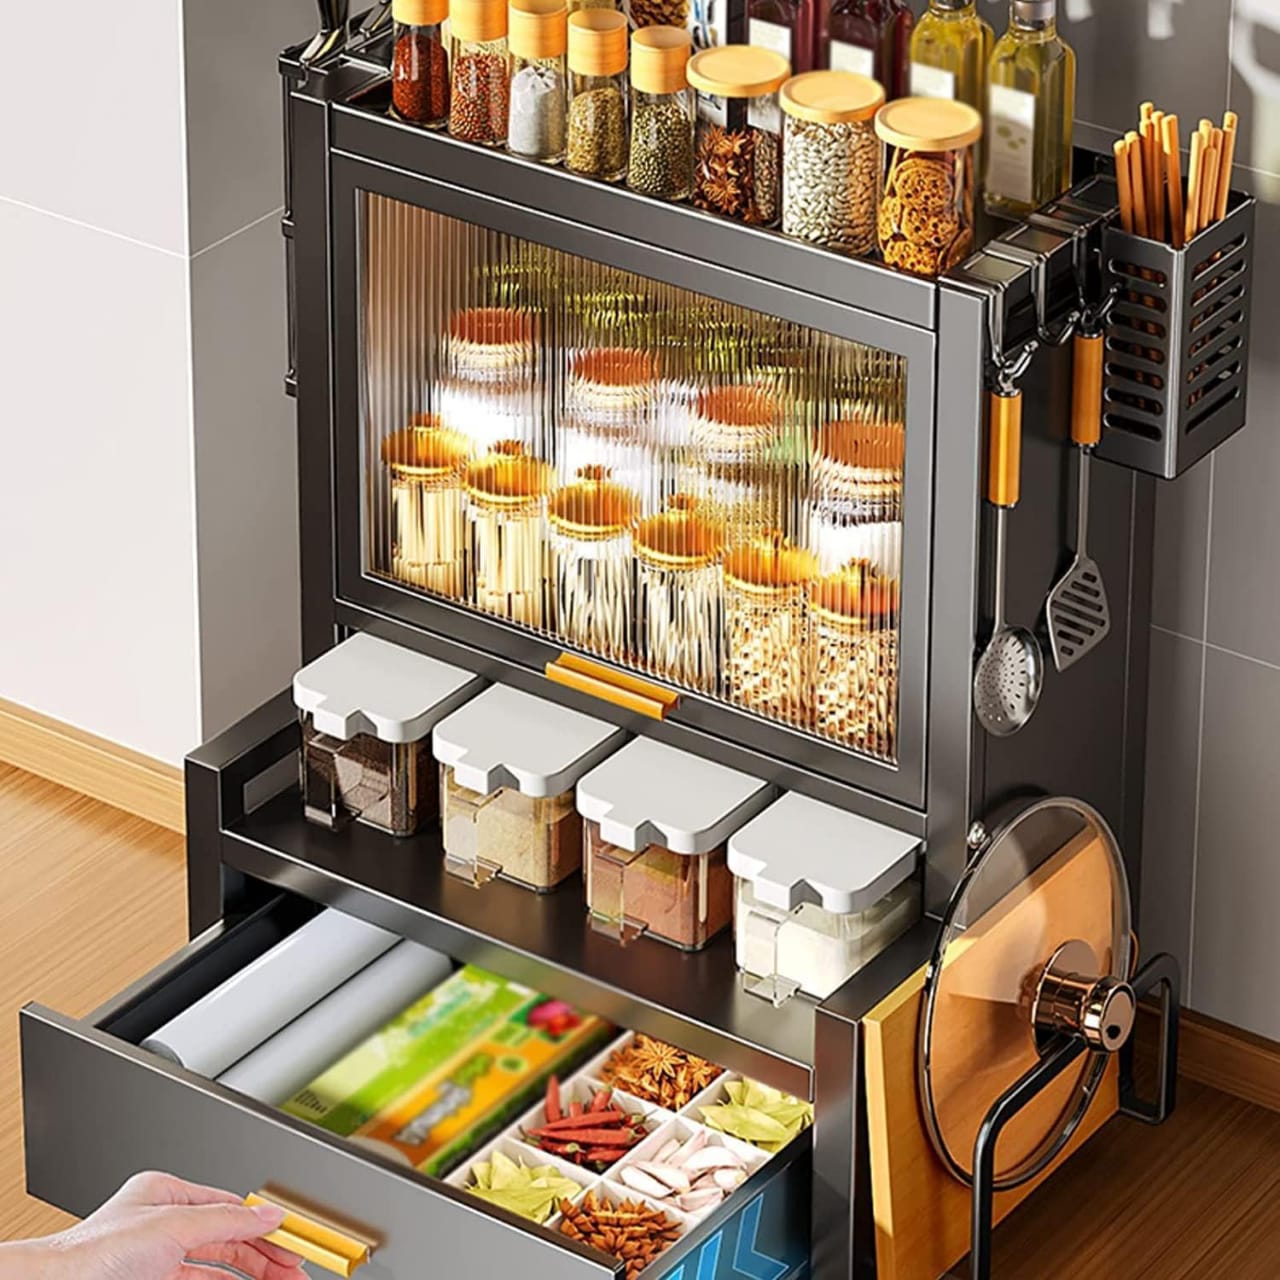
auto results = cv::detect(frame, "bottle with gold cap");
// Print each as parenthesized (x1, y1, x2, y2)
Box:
(508, 0, 569, 162)
(449, 0, 510, 145)
(566, 9, 630, 180)
(628, 26, 695, 200)
(392, 0, 451, 127)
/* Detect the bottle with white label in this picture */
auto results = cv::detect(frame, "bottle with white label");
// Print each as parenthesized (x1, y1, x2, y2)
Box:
(748, 0, 815, 75)
(985, 0, 1075, 216)
(908, 0, 992, 118)
(824, 0, 913, 99)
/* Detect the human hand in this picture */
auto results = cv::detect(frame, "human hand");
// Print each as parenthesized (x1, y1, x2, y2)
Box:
(4, 1171, 307, 1280)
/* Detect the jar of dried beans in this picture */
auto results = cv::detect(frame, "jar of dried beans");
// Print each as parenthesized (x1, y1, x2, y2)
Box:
(508, 0, 569, 163)
(434, 684, 625, 892)
(577, 737, 772, 950)
(450, 0, 511, 145)
(780, 70, 884, 254)
(392, 0, 451, 126)
(686, 45, 791, 226)
(875, 96, 982, 277)
(294, 633, 482, 838)
(465, 439, 554, 628)
(381, 415, 471, 598)
(567, 9, 630, 180)
(628, 26, 695, 201)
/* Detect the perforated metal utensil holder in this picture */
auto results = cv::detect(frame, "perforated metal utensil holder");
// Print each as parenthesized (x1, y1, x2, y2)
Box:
(1096, 190, 1256, 479)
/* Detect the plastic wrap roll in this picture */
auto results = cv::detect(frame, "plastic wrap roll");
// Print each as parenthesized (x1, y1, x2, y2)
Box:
(142, 910, 399, 1078)
(217, 941, 454, 1105)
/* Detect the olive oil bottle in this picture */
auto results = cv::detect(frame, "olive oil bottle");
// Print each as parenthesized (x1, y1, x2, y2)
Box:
(985, 0, 1076, 217)
(908, 0, 993, 116)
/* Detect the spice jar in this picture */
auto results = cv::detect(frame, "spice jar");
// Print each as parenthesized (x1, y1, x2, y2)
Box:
(381, 416, 472, 598)
(687, 45, 790, 226)
(806, 560, 899, 757)
(723, 533, 818, 727)
(687, 385, 783, 537)
(549, 466, 642, 658)
(728, 792, 920, 1003)
(633, 496, 724, 693)
(294, 632, 483, 838)
(434, 684, 626, 891)
(628, 26, 696, 201)
(875, 96, 982, 277)
(392, 0, 451, 127)
(780, 71, 884, 255)
(465, 439, 555, 628)
(508, 0, 569, 163)
(578, 737, 772, 950)
(628, 0, 689, 27)
(807, 417, 904, 577)
(450, 0, 510, 145)
(566, 9, 630, 180)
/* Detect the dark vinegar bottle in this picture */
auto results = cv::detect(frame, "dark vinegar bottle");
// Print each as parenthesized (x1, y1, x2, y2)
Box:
(749, 0, 815, 75)
(825, 0, 913, 98)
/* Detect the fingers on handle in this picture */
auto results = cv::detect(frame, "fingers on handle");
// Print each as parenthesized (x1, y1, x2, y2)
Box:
(186, 1239, 308, 1280)
(118, 1170, 246, 1209)
(166, 1201, 287, 1251)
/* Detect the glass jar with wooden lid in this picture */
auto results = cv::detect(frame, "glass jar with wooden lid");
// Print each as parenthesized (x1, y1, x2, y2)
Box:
(566, 9, 631, 180)
(549, 465, 643, 659)
(449, 0, 511, 144)
(507, 0, 569, 163)
(628, 26, 696, 201)
(465, 439, 555, 627)
(391, 0, 450, 128)
(633, 495, 725, 693)
(875, 95, 982, 277)
(723, 532, 818, 726)
(381, 415, 472, 598)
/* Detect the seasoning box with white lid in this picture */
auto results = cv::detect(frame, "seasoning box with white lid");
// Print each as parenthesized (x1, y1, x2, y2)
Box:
(294, 633, 485, 838)
(433, 684, 627, 892)
(577, 737, 773, 950)
(728, 792, 920, 1003)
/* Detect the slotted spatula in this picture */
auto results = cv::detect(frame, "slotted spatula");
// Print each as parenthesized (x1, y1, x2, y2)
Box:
(1045, 332, 1111, 672)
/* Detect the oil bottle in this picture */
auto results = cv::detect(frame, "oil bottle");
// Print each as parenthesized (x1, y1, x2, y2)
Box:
(908, 0, 993, 116)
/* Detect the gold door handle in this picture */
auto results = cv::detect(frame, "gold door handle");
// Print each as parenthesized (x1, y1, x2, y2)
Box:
(545, 653, 679, 720)
(245, 1192, 374, 1276)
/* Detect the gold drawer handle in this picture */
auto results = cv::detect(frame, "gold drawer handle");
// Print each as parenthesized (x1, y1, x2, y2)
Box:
(545, 653, 679, 721)
(245, 1192, 373, 1276)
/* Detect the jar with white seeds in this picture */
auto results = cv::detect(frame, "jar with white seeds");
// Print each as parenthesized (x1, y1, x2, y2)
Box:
(780, 70, 884, 255)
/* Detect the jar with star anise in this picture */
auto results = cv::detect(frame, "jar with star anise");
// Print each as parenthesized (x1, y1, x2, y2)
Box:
(686, 45, 791, 226)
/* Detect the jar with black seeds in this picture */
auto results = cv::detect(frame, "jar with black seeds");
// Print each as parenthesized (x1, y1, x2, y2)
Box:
(508, 0, 569, 162)
(450, 0, 510, 145)
(566, 9, 630, 180)
(628, 25, 695, 200)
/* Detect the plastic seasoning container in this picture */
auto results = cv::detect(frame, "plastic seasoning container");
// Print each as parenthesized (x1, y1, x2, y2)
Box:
(633, 496, 724, 694)
(465, 439, 555, 628)
(566, 9, 630, 180)
(728, 792, 920, 1002)
(687, 384, 782, 534)
(628, 26, 696, 201)
(780, 71, 884, 255)
(549, 465, 642, 658)
(434, 684, 626, 891)
(723, 533, 818, 727)
(381, 416, 472, 598)
(806, 560, 900, 757)
(450, 0, 510, 145)
(294, 633, 484, 838)
(577, 737, 772, 950)
(508, 0, 569, 163)
(875, 96, 982, 277)
(391, 0, 450, 127)
(807, 416, 904, 577)
(687, 46, 791, 226)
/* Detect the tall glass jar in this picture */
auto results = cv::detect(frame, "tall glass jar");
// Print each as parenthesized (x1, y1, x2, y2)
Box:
(824, 0, 913, 99)
(687, 46, 791, 226)
(465, 439, 554, 627)
(549, 466, 642, 659)
(633, 496, 724, 693)
(628, 26, 696, 201)
(508, 0, 569, 162)
(748, 0, 816, 76)
(875, 96, 982, 277)
(781, 70, 884, 254)
(381, 416, 472, 598)
(392, 0, 451, 127)
(449, 0, 510, 145)
(722, 533, 818, 727)
(566, 9, 630, 180)
(686, 384, 782, 537)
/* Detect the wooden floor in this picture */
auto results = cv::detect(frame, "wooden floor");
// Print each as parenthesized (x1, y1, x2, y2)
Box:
(2, 762, 1279, 1275)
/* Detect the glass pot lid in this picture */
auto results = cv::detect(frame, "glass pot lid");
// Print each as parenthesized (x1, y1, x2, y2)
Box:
(917, 797, 1133, 1190)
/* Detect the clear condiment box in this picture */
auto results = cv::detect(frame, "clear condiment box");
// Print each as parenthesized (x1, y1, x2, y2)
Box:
(577, 737, 773, 950)
(294, 633, 485, 838)
(433, 684, 627, 892)
(728, 792, 920, 1003)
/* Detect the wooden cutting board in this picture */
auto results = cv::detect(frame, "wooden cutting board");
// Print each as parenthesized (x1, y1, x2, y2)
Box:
(864, 827, 1121, 1280)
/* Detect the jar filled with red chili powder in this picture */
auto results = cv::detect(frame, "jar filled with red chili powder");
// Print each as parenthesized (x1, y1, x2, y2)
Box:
(392, 0, 450, 127)
(450, 0, 511, 145)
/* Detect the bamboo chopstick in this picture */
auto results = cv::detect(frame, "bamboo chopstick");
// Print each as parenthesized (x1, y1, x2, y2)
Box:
(1216, 110, 1239, 222)
(1163, 114, 1185, 250)
(1114, 138, 1136, 233)
(1186, 129, 1204, 241)
(1150, 110, 1167, 243)
(1125, 131, 1147, 238)
(1200, 138, 1221, 234)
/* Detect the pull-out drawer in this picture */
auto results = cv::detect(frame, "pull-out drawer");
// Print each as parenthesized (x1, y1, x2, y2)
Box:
(22, 898, 810, 1280)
